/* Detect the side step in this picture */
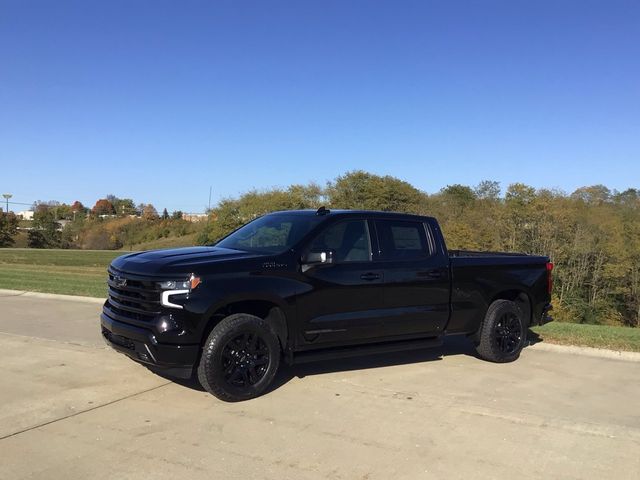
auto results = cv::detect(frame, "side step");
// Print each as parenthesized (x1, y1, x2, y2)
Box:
(291, 336, 443, 365)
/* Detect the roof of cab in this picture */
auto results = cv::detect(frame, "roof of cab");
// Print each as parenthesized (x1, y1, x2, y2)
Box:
(267, 208, 434, 221)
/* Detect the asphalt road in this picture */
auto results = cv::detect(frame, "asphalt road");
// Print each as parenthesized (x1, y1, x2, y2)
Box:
(1, 292, 638, 479)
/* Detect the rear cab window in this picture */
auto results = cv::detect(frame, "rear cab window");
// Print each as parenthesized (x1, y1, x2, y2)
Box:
(374, 219, 432, 260)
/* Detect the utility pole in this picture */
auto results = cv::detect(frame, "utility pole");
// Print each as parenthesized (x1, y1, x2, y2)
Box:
(208, 186, 212, 212)
(2, 193, 12, 214)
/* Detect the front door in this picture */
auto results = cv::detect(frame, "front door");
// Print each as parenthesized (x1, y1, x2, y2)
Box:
(295, 218, 386, 348)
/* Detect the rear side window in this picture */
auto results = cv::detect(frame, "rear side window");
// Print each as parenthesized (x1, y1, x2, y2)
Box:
(375, 220, 431, 260)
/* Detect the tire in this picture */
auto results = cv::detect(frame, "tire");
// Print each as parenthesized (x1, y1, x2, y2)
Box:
(475, 300, 527, 363)
(197, 313, 281, 402)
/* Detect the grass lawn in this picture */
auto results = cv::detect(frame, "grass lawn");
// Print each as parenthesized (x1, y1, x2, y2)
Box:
(531, 322, 640, 353)
(0, 248, 122, 297)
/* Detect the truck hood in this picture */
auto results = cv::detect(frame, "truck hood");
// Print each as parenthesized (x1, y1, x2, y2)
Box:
(111, 246, 264, 276)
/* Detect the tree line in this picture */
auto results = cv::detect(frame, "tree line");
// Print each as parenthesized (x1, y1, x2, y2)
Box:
(1, 171, 638, 327)
(0, 195, 195, 250)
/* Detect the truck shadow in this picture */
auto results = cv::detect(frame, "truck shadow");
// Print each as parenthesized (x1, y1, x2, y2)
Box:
(161, 335, 475, 394)
(526, 328, 543, 345)
(162, 329, 543, 396)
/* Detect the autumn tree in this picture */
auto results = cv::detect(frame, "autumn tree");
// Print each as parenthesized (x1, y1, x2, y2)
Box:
(439, 184, 476, 215)
(326, 171, 423, 212)
(92, 199, 116, 216)
(71, 201, 85, 212)
(142, 204, 159, 220)
(474, 180, 501, 200)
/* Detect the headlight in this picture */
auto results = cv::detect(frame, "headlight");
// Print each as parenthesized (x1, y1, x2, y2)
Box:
(158, 274, 201, 309)
(158, 280, 189, 290)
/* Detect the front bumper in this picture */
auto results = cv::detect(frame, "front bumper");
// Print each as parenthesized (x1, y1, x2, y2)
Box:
(100, 313, 199, 379)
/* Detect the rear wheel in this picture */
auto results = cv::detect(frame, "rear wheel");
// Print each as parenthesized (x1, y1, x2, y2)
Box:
(197, 313, 281, 402)
(476, 300, 527, 363)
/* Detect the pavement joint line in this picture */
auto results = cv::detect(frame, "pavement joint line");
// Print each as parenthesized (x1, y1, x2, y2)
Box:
(0, 382, 173, 441)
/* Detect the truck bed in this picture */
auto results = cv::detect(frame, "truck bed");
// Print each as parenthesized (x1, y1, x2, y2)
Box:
(449, 250, 548, 268)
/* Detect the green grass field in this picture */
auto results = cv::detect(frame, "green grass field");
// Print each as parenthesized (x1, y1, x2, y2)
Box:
(1, 248, 639, 352)
(531, 322, 640, 353)
(0, 248, 121, 297)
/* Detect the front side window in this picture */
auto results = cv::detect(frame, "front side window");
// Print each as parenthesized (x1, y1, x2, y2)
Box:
(375, 219, 430, 260)
(309, 220, 372, 263)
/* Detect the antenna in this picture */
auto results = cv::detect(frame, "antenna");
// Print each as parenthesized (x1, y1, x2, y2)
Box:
(316, 206, 330, 216)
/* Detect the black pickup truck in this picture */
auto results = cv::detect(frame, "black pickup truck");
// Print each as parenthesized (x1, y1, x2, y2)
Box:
(101, 208, 553, 401)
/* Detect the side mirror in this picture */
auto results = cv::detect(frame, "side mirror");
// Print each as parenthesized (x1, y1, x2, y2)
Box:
(301, 250, 334, 271)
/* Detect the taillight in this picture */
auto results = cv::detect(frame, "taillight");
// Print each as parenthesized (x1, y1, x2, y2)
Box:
(546, 262, 554, 294)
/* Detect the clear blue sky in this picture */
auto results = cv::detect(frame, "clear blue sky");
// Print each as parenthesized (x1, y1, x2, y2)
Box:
(2, 0, 639, 213)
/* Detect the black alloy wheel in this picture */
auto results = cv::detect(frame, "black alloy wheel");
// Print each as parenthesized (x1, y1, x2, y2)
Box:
(221, 332, 270, 388)
(476, 299, 527, 363)
(494, 312, 523, 355)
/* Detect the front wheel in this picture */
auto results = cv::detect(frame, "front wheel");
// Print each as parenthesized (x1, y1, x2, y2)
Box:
(197, 313, 281, 402)
(476, 299, 527, 363)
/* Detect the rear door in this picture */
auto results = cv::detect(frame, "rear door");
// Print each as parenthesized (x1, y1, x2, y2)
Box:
(374, 218, 450, 337)
(295, 218, 386, 347)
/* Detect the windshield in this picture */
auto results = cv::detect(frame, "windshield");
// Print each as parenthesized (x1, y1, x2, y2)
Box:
(215, 214, 323, 254)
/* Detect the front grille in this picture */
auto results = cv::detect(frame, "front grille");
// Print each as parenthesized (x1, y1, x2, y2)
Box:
(105, 267, 162, 323)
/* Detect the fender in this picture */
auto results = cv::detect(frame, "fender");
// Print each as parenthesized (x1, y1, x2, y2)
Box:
(186, 275, 301, 347)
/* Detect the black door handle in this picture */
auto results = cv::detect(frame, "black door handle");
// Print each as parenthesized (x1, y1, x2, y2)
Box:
(360, 272, 381, 281)
(417, 270, 442, 278)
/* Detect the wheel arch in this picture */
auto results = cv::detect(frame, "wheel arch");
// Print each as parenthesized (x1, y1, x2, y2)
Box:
(490, 289, 532, 326)
(201, 297, 289, 351)
(470, 289, 532, 344)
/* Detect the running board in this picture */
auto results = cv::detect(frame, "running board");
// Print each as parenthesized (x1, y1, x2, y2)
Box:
(291, 337, 443, 364)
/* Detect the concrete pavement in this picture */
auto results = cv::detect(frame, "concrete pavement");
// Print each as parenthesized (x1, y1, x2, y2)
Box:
(0, 294, 638, 479)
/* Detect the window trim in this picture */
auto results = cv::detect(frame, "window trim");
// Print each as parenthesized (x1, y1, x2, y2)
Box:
(423, 222, 437, 257)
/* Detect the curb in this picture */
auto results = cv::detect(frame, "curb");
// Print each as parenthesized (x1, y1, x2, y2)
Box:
(0, 289, 106, 305)
(528, 341, 640, 362)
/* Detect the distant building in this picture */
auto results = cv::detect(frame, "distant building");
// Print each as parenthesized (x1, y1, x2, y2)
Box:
(17, 210, 34, 220)
(57, 219, 71, 230)
(183, 213, 208, 222)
